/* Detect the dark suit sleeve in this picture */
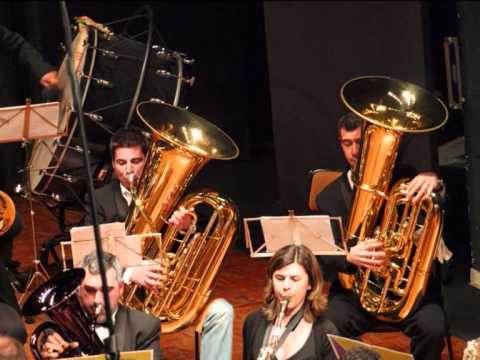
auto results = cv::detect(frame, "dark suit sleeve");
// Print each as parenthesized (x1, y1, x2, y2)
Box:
(135, 317, 163, 360)
(0, 303, 26, 343)
(0, 25, 54, 81)
(243, 310, 265, 360)
(396, 133, 438, 178)
(315, 318, 338, 360)
(83, 190, 108, 226)
(315, 179, 356, 276)
(242, 312, 254, 360)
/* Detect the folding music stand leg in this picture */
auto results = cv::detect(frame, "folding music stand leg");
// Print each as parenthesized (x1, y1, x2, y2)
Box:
(18, 230, 50, 308)
(18, 151, 50, 308)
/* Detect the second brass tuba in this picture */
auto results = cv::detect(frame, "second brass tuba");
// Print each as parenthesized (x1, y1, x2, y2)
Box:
(23, 269, 104, 360)
(123, 101, 239, 333)
(339, 76, 448, 321)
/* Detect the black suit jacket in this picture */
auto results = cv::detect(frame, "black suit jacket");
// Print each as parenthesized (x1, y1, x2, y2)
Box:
(242, 309, 337, 360)
(315, 172, 356, 286)
(0, 25, 54, 81)
(114, 305, 163, 360)
(84, 180, 129, 225)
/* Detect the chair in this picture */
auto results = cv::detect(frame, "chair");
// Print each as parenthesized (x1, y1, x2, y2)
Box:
(308, 168, 455, 360)
(307, 169, 342, 211)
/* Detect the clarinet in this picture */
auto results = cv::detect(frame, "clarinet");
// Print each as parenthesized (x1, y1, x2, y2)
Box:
(257, 299, 289, 360)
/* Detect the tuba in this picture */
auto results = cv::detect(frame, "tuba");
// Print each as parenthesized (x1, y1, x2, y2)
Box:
(22, 269, 104, 360)
(122, 101, 239, 333)
(0, 191, 16, 236)
(339, 76, 448, 321)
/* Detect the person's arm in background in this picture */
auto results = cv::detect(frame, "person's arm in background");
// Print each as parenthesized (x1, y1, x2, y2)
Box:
(0, 25, 58, 87)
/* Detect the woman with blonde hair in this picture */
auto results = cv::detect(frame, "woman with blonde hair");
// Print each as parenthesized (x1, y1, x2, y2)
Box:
(243, 244, 337, 360)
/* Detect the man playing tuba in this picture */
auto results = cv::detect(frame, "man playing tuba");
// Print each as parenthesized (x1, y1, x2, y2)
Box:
(83, 128, 234, 360)
(316, 112, 449, 360)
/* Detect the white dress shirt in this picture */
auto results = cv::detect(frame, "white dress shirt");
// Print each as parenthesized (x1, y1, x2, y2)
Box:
(120, 183, 133, 206)
(95, 309, 118, 342)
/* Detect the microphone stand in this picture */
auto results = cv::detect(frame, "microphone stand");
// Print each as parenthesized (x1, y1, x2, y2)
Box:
(59, 3, 118, 359)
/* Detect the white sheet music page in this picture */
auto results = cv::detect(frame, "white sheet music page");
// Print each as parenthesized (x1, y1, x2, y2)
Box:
(259, 215, 345, 255)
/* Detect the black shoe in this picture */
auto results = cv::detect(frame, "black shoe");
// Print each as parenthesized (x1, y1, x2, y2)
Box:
(5, 259, 20, 270)
(6, 269, 29, 293)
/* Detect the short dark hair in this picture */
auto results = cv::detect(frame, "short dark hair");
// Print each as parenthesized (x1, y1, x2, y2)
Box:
(262, 245, 327, 323)
(338, 113, 363, 134)
(109, 128, 149, 160)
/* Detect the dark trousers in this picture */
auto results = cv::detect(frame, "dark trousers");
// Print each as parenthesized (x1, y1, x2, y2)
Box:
(326, 291, 446, 360)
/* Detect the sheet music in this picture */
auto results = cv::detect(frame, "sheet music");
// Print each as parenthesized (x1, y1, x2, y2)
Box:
(0, 101, 61, 142)
(244, 214, 346, 257)
(70, 222, 144, 268)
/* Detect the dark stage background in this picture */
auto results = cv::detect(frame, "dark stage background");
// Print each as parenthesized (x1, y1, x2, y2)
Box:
(0, 1, 479, 340)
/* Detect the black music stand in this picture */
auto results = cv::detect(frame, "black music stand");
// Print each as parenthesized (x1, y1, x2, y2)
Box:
(0, 99, 61, 306)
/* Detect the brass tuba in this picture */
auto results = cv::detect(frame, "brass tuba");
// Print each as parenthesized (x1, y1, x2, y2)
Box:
(122, 101, 239, 333)
(339, 76, 448, 321)
(22, 269, 104, 360)
(0, 191, 16, 236)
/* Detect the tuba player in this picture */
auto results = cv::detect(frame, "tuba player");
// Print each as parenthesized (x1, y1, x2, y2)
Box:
(315, 113, 449, 360)
(83, 128, 234, 360)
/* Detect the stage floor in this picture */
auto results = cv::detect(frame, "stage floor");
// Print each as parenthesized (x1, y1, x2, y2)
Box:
(11, 196, 466, 359)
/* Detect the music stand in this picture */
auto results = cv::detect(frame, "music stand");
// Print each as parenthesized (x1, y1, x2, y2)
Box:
(69, 222, 153, 268)
(57, 222, 162, 271)
(244, 211, 346, 258)
(0, 99, 62, 306)
(0, 100, 62, 143)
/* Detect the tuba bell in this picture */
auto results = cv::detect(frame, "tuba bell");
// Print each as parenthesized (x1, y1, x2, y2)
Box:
(122, 101, 239, 333)
(339, 76, 448, 321)
(0, 191, 16, 236)
(22, 268, 104, 360)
